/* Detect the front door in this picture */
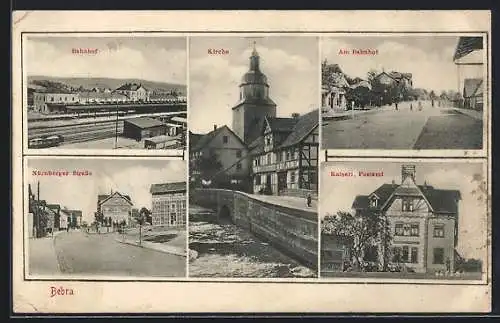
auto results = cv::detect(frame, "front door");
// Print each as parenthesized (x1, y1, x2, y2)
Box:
(277, 172, 287, 194)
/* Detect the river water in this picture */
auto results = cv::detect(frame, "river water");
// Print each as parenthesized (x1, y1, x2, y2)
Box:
(188, 204, 317, 278)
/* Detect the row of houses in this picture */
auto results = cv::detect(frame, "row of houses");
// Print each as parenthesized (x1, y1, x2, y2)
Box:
(190, 44, 319, 198)
(31, 83, 187, 113)
(28, 183, 82, 238)
(95, 182, 187, 228)
(321, 62, 413, 111)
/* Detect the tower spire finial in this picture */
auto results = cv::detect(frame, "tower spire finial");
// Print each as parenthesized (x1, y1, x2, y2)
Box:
(252, 41, 258, 56)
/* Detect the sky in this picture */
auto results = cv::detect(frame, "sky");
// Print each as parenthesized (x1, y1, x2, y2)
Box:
(27, 158, 186, 224)
(320, 161, 487, 261)
(189, 36, 319, 134)
(322, 36, 467, 94)
(25, 36, 187, 84)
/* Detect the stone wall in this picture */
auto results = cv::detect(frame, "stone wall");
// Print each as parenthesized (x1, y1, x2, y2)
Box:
(191, 188, 318, 269)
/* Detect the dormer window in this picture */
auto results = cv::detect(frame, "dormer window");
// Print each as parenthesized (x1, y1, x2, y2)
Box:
(369, 196, 378, 207)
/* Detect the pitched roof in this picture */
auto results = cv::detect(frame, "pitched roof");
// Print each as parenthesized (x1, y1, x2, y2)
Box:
(279, 109, 319, 148)
(98, 192, 132, 206)
(46, 204, 60, 210)
(266, 117, 299, 133)
(189, 132, 204, 147)
(78, 91, 127, 99)
(150, 182, 186, 194)
(124, 117, 165, 129)
(388, 71, 412, 80)
(454, 37, 483, 61)
(352, 183, 461, 214)
(190, 125, 247, 152)
(463, 78, 484, 98)
(115, 83, 146, 91)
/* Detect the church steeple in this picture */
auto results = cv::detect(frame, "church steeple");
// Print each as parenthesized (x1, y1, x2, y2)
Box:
(250, 41, 260, 71)
(232, 41, 277, 144)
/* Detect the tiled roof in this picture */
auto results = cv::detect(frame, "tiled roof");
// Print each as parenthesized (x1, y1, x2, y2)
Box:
(98, 192, 132, 205)
(115, 83, 146, 91)
(150, 182, 186, 194)
(463, 78, 483, 98)
(352, 183, 461, 214)
(189, 132, 204, 148)
(266, 117, 299, 133)
(454, 37, 483, 61)
(78, 91, 127, 99)
(279, 109, 319, 148)
(190, 126, 226, 152)
(124, 117, 165, 129)
(190, 125, 246, 152)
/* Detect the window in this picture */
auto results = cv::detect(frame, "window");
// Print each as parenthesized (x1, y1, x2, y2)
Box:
(370, 198, 378, 208)
(222, 136, 228, 144)
(411, 247, 418, 264)
(255, 176, 261, 185)
(236, 150, 242, 158)
(267, 154, 272, 165)
(170, 213, 177, 225)
(402, 199, 414, 212)
(402, 246, 409, 263)
(236, 163, 242, 170)
(265, 136, 272, 146)
(433, 248, 445, 264)
(395, 223, 419, 237)
(433, 224, 445, 238)
(64, 97, 67, 101)
(51, 97, 54, 102)
(286, 150, 291, 160)
(410, 224, 419, 237)
(403, 224, 410, 236)
(290, 171, 296, 183)
(395, 223, 404, 236)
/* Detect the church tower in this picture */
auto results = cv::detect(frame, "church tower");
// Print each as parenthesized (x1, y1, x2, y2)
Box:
(232, 42, 277, 144)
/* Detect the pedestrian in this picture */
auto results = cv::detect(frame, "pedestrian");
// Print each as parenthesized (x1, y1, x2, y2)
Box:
(306, 194, 312, 207)
(445, 257, 451, 274)
(418, 101, 422, 111)
(410, 103, 413, 111)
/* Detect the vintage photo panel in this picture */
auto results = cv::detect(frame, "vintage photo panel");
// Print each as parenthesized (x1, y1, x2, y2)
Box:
(188, 36, 320, 278)
(320, 159, 488, 282)
(23, 34, 187, 154)
(25, 157, 187, 279)
(321, 35, 486, 152)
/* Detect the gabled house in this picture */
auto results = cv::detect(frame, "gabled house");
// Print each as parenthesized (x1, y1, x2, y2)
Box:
(114, 83, 150, 101)
(352, 165, 461, 273)
(322, 61, 350, 111)
(249, 109, 319, 197)
(454, 36, 484, 107)
(463, 78, 484, 110)
(97, 191, 133, 225)
(190, 125, 250, 188)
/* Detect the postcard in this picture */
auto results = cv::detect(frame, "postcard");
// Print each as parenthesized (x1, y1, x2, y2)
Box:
(11, 10, 491, 314)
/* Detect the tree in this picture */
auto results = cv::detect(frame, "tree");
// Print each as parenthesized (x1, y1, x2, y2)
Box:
(190, 150, 224, 187)
(322, 210, 392, 271)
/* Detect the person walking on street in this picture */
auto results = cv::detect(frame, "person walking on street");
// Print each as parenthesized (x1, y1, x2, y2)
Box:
(410, 102, 413, 111)
(418, 100, 423, 111)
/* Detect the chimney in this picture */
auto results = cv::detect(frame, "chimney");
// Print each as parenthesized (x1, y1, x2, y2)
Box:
(213, 124, 217, 131)
(291, 113, 300, 119)
(401, 164, 416, 184)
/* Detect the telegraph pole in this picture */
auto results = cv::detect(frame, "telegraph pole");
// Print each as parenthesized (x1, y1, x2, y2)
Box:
(114, 108, 119, 149)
